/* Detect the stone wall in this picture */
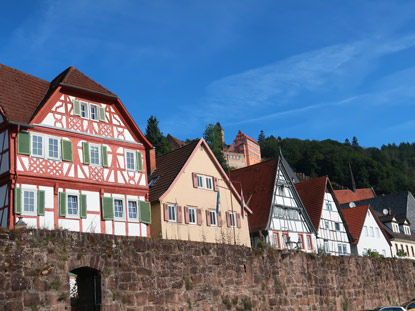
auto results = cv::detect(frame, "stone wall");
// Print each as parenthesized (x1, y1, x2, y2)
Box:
(0, 229, 414, 311)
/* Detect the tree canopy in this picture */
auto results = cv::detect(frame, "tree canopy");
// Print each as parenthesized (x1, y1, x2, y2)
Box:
(203, 123, 229, 171)
(145, 116, 171, 157)
(258, 131, 415, 195)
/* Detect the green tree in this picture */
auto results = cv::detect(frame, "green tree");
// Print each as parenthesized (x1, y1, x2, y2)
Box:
(258, 130, 266, 143)
(145, 116, 171, 157)
(203, 123, 228, 171)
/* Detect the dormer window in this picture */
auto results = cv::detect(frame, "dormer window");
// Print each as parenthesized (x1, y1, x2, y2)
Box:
(404, 225, 411, 235)
(392, 223, 399, 233)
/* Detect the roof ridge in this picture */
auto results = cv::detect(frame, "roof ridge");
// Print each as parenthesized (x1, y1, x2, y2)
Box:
(156, 139, 199, 161)
(296, 175, 327, 186)
(230, 157, 277, 173)
(60, 66, 76, 84)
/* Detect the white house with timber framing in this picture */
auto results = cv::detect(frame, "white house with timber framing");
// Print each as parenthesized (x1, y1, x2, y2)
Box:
(0, 64, 153, 236)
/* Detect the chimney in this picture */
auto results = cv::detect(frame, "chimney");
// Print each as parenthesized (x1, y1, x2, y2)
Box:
(388, 208, 391, 216)
(146, 147, 156, 175)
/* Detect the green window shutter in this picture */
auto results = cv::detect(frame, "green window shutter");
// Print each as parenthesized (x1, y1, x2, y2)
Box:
(37, 190, 45, 216)
(137, 151, 143, 172)
(139, 201, 151, 224)
(73, 99, 81, 116)
(98, 106, 106, 122)
(61, 140, 73, 162)
(17, 132, 30, 155)
(80, 194, 87, 219)
(59, 192, 66, 217)
(14, 188, 22, 214)
(82, 142, 90, 165)
(101, 146, 108, 167)
(101, 197, 114, 220)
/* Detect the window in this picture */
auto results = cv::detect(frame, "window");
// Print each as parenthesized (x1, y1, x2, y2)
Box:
(114, 199, 124, 219)
(282, 233, 289, 249)
(128, 200, 138, 220)
(382, 249, 386, 257)
(404, 226, 411, 235)
(67, 195, 79, 217)
(209, 210, 217, 226)
(338, 244, 342, 255)
(306, 235, 313, 250)
(334, 222, 340, 231)
(23, 190, 36, 215)
(80, 102, 88, 118)
(369, 227, 374, 237)
(188, 207, 196, 224)
(229, 212, 237, 228)
(197, 175, 203, 188)
(342, 244, 347, 255)
(363, 248, 367, 254)
(298, 234, 304, 249)
(90, 145, 100, 166)
(325, 221, 329, 230)
(272, 232, 280, 249)
(168, 205, 177, 222)
(48, 137, 60, 160)
(375, 227, 380, 238)
(205, 177, 213, 190)
(125, 151, 136, 171)
(392, 223, 399, 232)
(90, 105, 99, 121)
(324, 240, 329, 253)
(32, 134, 44, 157)
(325, 201, 332, 211)
(364, 226, 368, 236)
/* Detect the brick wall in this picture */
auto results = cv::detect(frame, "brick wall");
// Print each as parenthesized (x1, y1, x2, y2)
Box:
(0, 229, 414, 311)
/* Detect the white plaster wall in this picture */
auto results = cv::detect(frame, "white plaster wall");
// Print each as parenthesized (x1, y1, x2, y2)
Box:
(58, 219, 80, 231)
(63, 163, 74, 177)
(114, 222, 126, 236)
(83, 191, 100, 212)
(42, 114, 56, 127)
(21, 217, 37, 228)
(128, 223, 141, 237)
(105, 221, 113, 234)
(40, 211, 54, 230)
(141, 224, 147, 237)
(82, 214, 101, 233)
(356, 211, 392, 257)
(391, 241, 415, 260)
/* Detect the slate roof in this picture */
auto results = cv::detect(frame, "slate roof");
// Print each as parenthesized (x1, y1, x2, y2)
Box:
(229, 158, 278, 232)
(342, 204, 370, 244)
(334, 188, 376, 205)
(295, 176, 327, 230)
(373, 210, 415, 242)
(347, 191, 413, 220)
(149, 140, 199, 202)
(0, 64, 116, 124)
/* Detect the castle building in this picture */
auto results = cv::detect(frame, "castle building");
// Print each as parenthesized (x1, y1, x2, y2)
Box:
(0, 64, 153, 236)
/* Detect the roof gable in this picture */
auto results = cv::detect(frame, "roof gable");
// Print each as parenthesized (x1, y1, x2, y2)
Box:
(334, 188, 376, 205)
(342, 205, 370, 243)
(295, 176, 328, 230)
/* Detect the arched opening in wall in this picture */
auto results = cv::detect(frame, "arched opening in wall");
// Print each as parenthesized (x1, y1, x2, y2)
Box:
(70, 267, 101, 311)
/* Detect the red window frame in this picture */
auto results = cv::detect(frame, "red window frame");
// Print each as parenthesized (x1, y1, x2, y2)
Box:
(282, 232, 289, 249)
(272, 231, 280, 249)
(306, 234, 313, 250)
(298, 233, 305, 250)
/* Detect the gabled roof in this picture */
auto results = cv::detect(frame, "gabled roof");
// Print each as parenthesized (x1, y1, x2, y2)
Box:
(149, 140, 199, 202)
(342, 204, 370, 244)
(295, 176, 327, 230)
(0, 64, 116, 124)
(229, 158, 277, 232)
(149, 138, 251, 213)
(348, 191, 414, 220)
(373, 210, 415, 242)
(334, 188, 376, 205)
(0, 64, 50, 123)
(166, 134, 187, 151)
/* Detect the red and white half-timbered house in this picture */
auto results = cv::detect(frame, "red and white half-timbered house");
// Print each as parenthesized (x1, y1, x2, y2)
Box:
(0, 64, 153, 236)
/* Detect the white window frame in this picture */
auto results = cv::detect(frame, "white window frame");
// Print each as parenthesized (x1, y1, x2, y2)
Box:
(196, 174, 214, 191)
(404, 226, 411, 235)
(205, 176, 213, 190)
(324, 220, 329, 230)
(80, 101, 89, 119)
(375, 227, 380, 238)
(89, 144, 101, 167)
(188, 207, 196, 224)
(168, 204, 177, 222)
(325, 201, 332, 211)
(342, 244, 347, 254)
(364, 226, 368, 236)
(90, 104, 99, 121)
(369, 227, 374, 237)
(229, 212, 237, 228)
(47, 136, 61, 161)
(209, 210, 217, 226)
(66, 193, 80, 219)
(31, 134, 44, 158)
(125, 150, 136, 171)
(113, 198, 125, 221)
(22, 189, 37, 216)
(197, 175, 203, 188)
(338, 244, 342, 255)
(272, 232, 280, 249)
(392, 223, 399, 233)
(324, 240, 329, 253)
(127, 199, 139, 222)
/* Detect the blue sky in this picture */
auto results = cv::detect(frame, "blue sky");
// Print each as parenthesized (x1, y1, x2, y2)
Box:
(1, 0, 414, 147)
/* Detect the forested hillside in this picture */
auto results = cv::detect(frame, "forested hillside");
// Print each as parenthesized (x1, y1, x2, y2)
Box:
(258, 133, 415, 195)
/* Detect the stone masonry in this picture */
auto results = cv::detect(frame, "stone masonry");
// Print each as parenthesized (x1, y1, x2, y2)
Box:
(0, 229, 414, 311)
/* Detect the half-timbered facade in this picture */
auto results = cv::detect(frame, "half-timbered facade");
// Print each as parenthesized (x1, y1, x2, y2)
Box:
(0, 64, 152, 236)
(295, 176, 352, 256)
(229, 154, 317, 251)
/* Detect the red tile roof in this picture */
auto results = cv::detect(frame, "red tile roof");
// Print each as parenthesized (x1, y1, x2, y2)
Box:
(342, 204, 370, 244)
(334, 188, 376, 205)
(0, 64, 116, 124)
(229, 158, 278, 232)
(0, 64, 50, 123)
(295, 176, 328, 230)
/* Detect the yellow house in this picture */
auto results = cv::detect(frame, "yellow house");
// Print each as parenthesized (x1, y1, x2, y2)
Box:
(148, 138, 252, 247)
